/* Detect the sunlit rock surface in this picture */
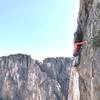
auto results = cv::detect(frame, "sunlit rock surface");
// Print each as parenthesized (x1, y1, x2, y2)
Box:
(0, 54, 71, 100)
(68, 67, 80, 100)
(68, 0, 100, 100)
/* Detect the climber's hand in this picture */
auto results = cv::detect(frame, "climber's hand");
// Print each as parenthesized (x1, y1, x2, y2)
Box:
(84, 40, 88, 44)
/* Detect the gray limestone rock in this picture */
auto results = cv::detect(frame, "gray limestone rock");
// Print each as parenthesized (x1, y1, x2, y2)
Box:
(68, 0, 100, 100)
(0, 54, 72, 100)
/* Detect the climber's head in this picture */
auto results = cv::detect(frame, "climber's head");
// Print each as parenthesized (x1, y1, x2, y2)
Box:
(74, 27, 83, 43)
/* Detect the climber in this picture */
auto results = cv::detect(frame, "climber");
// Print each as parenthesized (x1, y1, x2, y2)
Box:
(73, 27, 87, 67)
(73, 41, 87, 67)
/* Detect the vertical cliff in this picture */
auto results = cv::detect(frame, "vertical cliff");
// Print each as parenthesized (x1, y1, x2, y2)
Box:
(0, 54, 71, 100)
(68, 0, 100, 100)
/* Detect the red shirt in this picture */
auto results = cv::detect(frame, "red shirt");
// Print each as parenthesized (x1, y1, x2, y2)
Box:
(73, 41, 87, 54)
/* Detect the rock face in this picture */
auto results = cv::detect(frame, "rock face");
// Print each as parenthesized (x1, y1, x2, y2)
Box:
(68, 67, 80, 100)
(68, 0, 100, 100)
(0, 54, 71, 100)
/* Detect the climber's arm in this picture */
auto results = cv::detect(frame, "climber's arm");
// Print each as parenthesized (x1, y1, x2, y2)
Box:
(75, 41, 87, 45)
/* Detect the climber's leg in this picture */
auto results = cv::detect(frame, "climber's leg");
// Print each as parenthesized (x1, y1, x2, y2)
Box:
(75, 54, 80, 66)
(73, 54, 80, 67)
(72, 56, 76, 67)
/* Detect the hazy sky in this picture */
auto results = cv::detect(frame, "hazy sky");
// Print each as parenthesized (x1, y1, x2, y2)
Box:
(0, 0, 79, 60)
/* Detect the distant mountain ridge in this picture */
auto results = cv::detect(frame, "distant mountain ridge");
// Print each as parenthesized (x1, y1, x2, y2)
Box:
(0, 54, 72, 100)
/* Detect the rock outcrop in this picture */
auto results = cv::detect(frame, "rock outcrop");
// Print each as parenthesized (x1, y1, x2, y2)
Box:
(68, 0, 100, 100)
(0, 54, 71, 100)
